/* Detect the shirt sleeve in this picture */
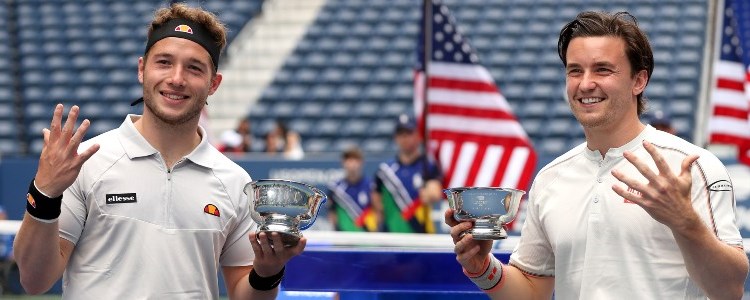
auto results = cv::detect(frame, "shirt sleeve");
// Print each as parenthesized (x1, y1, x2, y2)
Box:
(693, 154, 743, 247)
(508, 180, 555, 277)
(220, 189, 257, 267)
(58, 174, 88, 245)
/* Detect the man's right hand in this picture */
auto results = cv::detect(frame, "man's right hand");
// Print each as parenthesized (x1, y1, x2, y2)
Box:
(34, 104, 100, 197)
(444, 208, 494, 274)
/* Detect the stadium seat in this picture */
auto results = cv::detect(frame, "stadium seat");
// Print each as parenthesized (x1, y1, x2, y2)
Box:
(0, 138, 19, 155)
(361, 137, 392, 153)
(303, 137, 331, 153)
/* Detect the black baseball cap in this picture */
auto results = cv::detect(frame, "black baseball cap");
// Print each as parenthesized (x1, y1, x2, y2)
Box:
(395, 114, 417, 133)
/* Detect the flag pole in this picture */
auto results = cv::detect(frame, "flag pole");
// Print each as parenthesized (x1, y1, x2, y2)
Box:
(694, 0, 720, 147)
(422, 0, 432, 151)
(421, 0, 434, 233)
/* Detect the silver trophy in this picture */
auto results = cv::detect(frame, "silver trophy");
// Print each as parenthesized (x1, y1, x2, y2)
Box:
(244, 179, 326, 247)
(444, 187, 525, 240)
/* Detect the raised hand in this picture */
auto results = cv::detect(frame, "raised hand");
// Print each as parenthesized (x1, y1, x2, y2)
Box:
(34, 104, 100, 197)
(445, 209, 493, 273)
(249, 232, 306, 277)
(611, 140, 700, 231)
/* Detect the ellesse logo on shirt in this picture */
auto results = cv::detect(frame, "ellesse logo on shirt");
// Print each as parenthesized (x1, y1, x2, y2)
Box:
(106, 193, 137, 204)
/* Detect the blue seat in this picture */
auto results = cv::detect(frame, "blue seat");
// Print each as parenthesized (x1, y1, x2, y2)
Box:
(21, 56, 44, 71)
(370, 119, 395, 136)
(520, 119, 543, 137)
(353, 102, 380, 118)
(27, 137, 45, 155)
(303, 138, 331, 153)
(0, 72, 12, 86)
(271, 102, 297, 119)
(299, 102, 326, 118)
(0, 102, 11, 120)
(315, 119, 342, 137)
(72, 85, 99, 101)
(0, 138, 19, 155)
(50, 70, 76, 86)
(331, 138, 364, 152)
(22, 86, 46, 103)
(0, 88, 11, 102)
(340, 119, 370, 137)
(289, 119, 314, 136)
(281, 85, 308, 102)
(87, 119, 120, 138)
(100, 86, 127, 102)
(326, 102, 352, 118)
(0, 120, 16, 138)
(248, 102, 270, 118)
(362, 84, 389, 100)
(539, 138, 567, 156)
(361, 138, 392, 153)
(336, 84, 361, 101)
(321, 68, 347, 83)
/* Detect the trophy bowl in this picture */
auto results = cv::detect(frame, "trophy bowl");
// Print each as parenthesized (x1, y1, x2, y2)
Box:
(244, 179, 326, 247)
(444, 187, 525, 240)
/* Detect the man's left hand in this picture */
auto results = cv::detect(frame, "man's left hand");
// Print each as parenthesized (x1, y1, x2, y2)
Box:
(249, 231, 306, 277)
(611, 140, 700, 232)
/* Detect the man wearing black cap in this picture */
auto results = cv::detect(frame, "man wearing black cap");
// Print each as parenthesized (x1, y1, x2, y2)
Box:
(648, 109, 676, 135)
(13, 4, 302, 299)
(372, 114, 444, 233)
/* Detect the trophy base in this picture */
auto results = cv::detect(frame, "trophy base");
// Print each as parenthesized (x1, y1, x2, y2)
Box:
(256, 214, 303, 247)
(468, 227, 508, 240)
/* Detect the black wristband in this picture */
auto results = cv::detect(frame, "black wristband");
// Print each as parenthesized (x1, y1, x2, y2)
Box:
(249, 267, 285, 291)
(26, 179, 63, 220)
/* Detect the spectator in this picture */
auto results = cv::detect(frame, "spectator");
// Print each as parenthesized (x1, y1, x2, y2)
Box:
(326, 146, 377, 232)
(219, 118, 253, 153)
(648, 109, 676, 134)
(372, 114, 443, 233)
(265, 119, 304, 160)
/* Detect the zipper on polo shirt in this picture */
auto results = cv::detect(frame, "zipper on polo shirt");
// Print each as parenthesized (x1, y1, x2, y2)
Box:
(165, 158, 187, 176)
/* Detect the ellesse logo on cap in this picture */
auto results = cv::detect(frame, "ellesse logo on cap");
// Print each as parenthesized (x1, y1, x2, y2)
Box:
(174, 24, 193, 34)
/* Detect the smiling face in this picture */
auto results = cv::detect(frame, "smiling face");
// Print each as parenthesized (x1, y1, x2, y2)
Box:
(564, 36, 647, 130)
(138, 37, 222, 126)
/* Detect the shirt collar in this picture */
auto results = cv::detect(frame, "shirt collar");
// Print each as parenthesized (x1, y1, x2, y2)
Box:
(583, 125, 655, 161)
(117, 114, 215, 168)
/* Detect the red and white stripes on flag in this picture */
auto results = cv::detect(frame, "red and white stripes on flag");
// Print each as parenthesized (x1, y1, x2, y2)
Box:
(415, 1, 537, 190)
(709, 0, 750, 166)
(416, 63, 536, 190)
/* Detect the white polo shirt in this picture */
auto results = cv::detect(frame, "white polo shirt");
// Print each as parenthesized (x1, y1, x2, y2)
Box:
(58, 115, 256, 299)
(509, 126, 742, 299)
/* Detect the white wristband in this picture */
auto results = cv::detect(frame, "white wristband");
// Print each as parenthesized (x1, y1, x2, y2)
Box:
(28, 214, 59, 224)
(464, 254, 504, 291)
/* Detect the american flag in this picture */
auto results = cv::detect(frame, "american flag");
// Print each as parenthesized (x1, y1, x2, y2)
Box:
(710, 0, 750, 166)
(414, 1, 537, 191)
